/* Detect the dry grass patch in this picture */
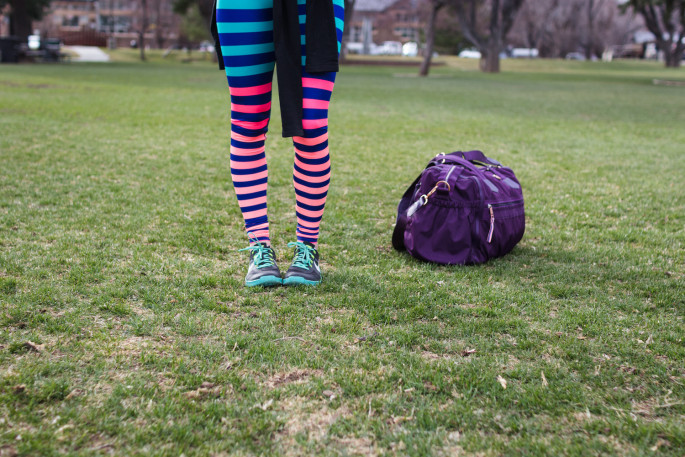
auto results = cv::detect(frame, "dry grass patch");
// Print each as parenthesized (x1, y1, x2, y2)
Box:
(277, 397, 350, 441)
(433, 444, 470, 457)
(184, 381, 226, 400)
(266, 369, 324, 389)
(275, 397, 375, 455)
(331, 436, 378, 457)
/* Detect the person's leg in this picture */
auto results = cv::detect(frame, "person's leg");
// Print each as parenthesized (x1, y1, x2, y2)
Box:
(291, 71, 335, 246)
(291, 0, 345, 246)
(218, 0, 281, 286)
(284, 0, 344, 286)
(217, 0, 275, 246)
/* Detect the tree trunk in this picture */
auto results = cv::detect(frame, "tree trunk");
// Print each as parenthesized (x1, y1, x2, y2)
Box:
(419, 1, 444, 77)
(9, 0, 33, 41)
(665, 45, 683, 67)
(340, 0, 356, 63)
(585, 0, 594, 60)
(155, 0, 164, 49)
(140, 0, 147, 61)
(480, 38, 501, 73)
(673, 41, 685, 68)
(656, 38, 683, 68)
(481, 0, 502, 73)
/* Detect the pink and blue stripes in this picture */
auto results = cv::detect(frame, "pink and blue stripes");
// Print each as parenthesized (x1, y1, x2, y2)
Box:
(217, 0, 344, 246)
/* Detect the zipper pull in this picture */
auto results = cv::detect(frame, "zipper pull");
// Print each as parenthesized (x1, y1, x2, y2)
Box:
(487, 204, 495, 243)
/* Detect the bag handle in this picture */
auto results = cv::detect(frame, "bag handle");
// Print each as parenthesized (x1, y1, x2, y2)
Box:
(432, 151, 501, 167)
(392, 174, 421, 251)
(436, 154, 482, 176)
(450, 150, 502, 166)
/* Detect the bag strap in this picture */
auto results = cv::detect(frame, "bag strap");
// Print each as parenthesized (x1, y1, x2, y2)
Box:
(433, 151, 502, 168)
(450, 150, 501, 166)
(437, 155, 482, 175)
(392, 174, 421, 251)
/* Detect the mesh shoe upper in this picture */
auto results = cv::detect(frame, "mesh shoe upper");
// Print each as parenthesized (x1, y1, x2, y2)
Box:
(239, 242, 282, 286)
(284, 241, 321, 285)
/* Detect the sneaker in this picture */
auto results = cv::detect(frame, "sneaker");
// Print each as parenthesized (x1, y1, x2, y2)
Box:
(238, 242, 282, 287)
(283, 241, 321, 286)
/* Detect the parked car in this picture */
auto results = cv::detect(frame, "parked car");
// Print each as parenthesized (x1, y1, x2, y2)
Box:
(402, 41, 418, 57)
(346, 42, 363, 55)
(373, 41, 403, 56)
(565, 52, 586, 61)
(511, 48, 539, 58)
(458, 49, 481, 59)
(199, 41, 215, 53)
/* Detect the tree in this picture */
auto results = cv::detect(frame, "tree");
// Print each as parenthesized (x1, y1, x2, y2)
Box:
(452, 0, 526, 73)
(626, 0, 684, 67)
(420, 0, 447, 76)
(173, 0, 212, 56)
(508, 0, 640, 59)
(0, 0, 51, 41)
(510, 0, 558, 52)
(340, 0, 357, 63)
(173, 0, 214, 27)
(584, 0, 607, 59)
(178, 2, 211, 56)
(139, 0, 148, 61)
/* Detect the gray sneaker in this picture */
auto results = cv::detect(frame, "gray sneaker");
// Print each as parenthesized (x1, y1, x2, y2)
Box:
(239, 242, 282, 287)
(283, 241, 321, 286)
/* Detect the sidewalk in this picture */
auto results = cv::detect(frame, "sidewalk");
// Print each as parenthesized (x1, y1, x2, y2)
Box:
(64, 46, 110, 62)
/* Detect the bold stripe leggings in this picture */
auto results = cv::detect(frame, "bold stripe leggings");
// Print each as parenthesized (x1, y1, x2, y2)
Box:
(216, 0, 345, 246)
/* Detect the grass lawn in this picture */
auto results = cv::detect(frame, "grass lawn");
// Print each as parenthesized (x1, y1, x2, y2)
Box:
(1, 55, 684, 456)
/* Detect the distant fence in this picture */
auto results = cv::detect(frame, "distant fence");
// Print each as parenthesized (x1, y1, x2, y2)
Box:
(59, 29, 107, 47)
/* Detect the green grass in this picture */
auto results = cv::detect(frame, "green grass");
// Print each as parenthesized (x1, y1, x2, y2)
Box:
(1, 56, 684, 456)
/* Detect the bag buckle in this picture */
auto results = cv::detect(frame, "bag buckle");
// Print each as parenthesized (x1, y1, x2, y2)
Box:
(407, 181, 451, 218)
(426, 180, 451, 198)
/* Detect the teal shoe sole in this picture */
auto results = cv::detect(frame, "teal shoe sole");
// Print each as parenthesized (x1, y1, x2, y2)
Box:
(283, 276, 321, 286)
(245, 275, 283, 287)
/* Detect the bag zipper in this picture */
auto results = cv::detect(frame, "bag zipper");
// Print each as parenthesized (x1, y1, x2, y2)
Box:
(487, 205, 495, 243)
(469, 176, 483, 237)
(489, 199, 523, 208)
(487, 200, 523, 244)
(444, 165, 457, 182)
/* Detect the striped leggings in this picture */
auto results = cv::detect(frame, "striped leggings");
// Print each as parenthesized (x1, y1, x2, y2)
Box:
(216, 0, 344, 246)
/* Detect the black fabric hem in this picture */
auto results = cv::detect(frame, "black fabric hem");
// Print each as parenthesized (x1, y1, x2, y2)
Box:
(210, 0, 224, 70)
(305, 62, 340, 73)
(281, 125, 305, 138)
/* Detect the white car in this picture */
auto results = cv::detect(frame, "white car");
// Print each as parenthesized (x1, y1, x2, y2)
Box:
(402, 42, 418, 57)
(345, 42, 363, 54)
(374, 41, 403, 56)
(199, 41, 215, 53)
(511, 48, 539, 58)
(458, 49, 481, 59)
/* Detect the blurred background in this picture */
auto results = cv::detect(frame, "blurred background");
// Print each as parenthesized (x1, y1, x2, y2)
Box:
(0, 0, 682, 70)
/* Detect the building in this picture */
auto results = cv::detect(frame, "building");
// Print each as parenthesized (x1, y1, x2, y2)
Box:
(0, 4, 11, 37)
(30, 0, 180, 48)
(49, 0, 98, 30)
(349, 0, 425, 48)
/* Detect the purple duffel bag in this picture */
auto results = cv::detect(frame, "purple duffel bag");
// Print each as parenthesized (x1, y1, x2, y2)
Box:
(392, 150, 525, 265)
